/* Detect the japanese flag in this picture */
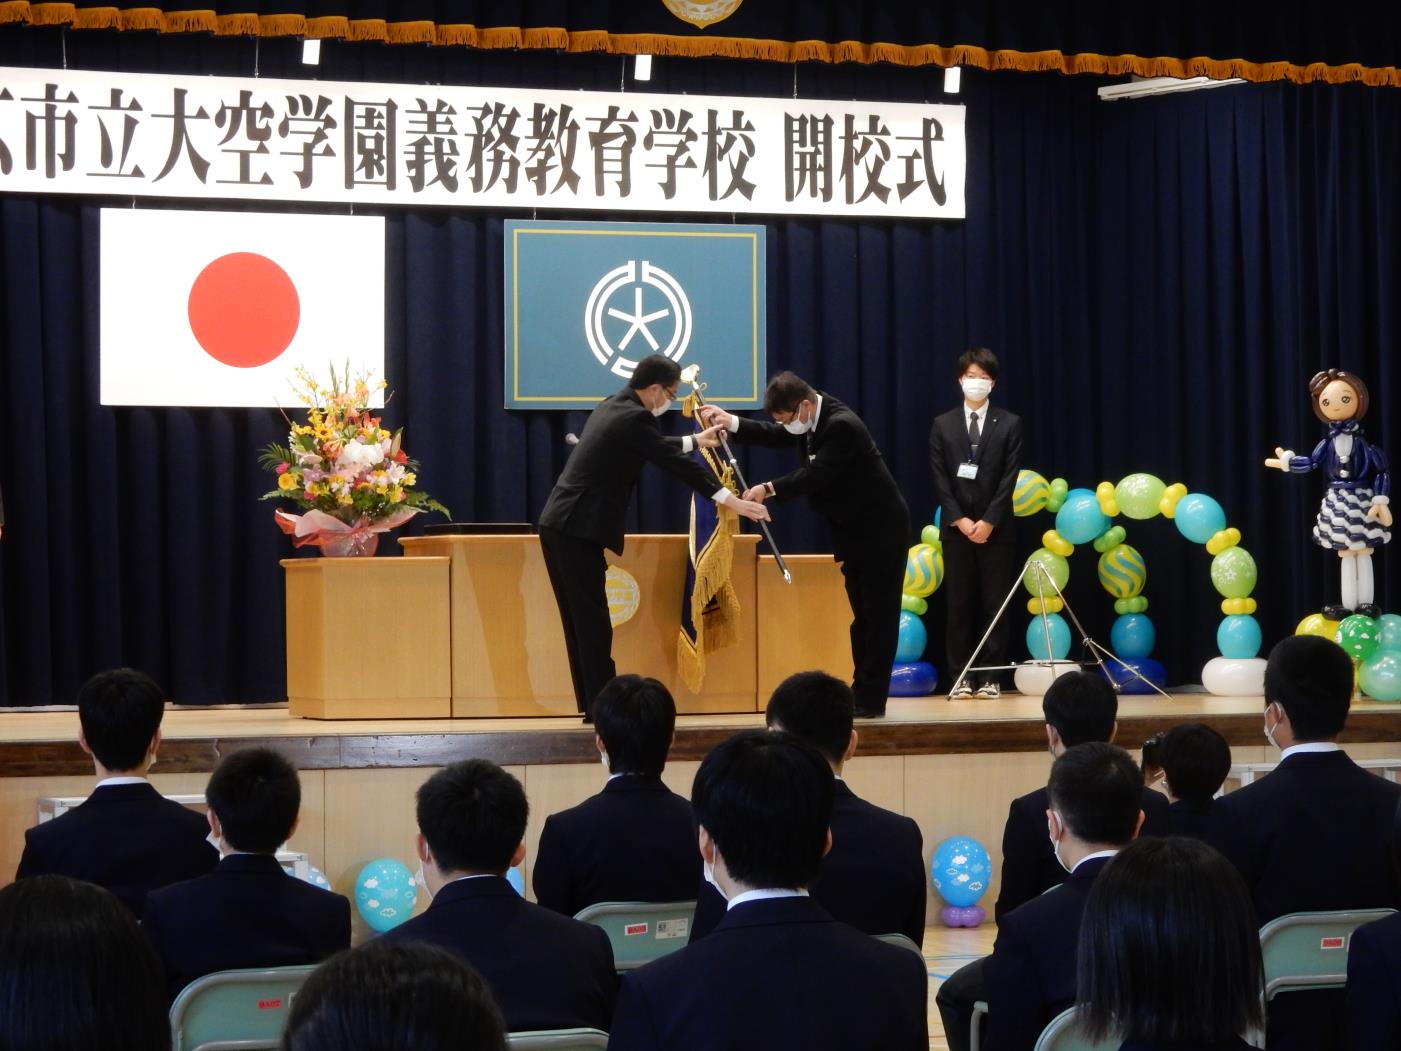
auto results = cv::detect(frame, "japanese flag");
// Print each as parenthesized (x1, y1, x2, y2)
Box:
(100, 208, 385, 407)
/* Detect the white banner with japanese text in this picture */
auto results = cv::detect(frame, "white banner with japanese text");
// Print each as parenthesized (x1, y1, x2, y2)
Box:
(0, 66, 965, 219)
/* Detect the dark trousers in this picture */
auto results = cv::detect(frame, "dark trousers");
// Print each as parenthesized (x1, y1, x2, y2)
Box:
(942, 529, 1019, 688)
(840, 535, 909, 713)
(935, 957, 986, 1051)
(1267, 989, 1343, 1051)
(539, 526, 615, 716)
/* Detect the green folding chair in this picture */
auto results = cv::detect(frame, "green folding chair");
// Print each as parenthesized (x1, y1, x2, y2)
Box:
(1259, 908, 1396, 1000)
(573, 900, 696, 971)
(169, 965, 316, 1051)
(873, 931, 926, 961)
(970, 999, 988, 1051)
(1032, 1007, 1118, 1051)
(507, 1028, 609, 1049)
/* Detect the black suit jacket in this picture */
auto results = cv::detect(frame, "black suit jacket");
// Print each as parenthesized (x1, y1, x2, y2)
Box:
(16, 782, 218, 917)
(1345, 910, 1401, 1049)
(533, 774, 699, 918)
(380, 875, 617, 1032)
(929, 404, 1022, 535)
(142, 853, 351, 998)
(994, 784, 1169, 921)
(608, 896, 927, 1050)
(726, 394, 909, 561)
(1163, 798, 1213, 840)
(539, 388, 720, 555)
(690, 779, 927, 944)
(984, 855, 1113, 1051)
(1207, 750, 1401, 923)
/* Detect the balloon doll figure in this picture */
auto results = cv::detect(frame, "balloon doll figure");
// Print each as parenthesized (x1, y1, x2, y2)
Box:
(1266, 369, 1392, 619)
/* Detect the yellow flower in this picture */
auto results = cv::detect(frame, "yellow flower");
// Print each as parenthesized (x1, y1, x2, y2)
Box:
(337, 492, 353, 506)
(277, 472, 298, 491)
(402, 472, 417, 486)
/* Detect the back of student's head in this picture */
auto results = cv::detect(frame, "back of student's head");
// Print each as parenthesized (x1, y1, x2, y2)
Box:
(0, 875, 170, 1051)
(692, 729, 834, 890)
(77, 667, 165, 771)
(416, 760, 528, 875)
(593, 674, 676, 777)
(628, 354, 681, 391)
(1047, 743, 1144, 846)
(765, 670, 854, 766)
(1077, 837, 1263, 1044)
(1042, 671, 1118, 746)
(283, 941, 506, 1051)
(206, 747, 301, 853)
(1264, 634, 1353, 740)
(1157, 722, 1231, 803)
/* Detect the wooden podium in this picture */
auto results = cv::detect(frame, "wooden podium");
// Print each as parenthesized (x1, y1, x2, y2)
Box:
(399, 534, 761, 717)
(281, 557, 452, 719)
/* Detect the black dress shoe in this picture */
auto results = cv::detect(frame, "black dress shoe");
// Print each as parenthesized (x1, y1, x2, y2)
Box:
(1357, 603, 1382, 619)
(1323, 604, 1353, 621)
(853, 707, 886, 719)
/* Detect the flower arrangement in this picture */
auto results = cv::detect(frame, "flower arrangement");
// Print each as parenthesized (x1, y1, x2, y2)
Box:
(260, 364, 448, 556)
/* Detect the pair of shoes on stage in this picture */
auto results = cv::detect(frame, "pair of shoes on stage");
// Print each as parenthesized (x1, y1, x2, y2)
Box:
(1325, 603, 1382, 620)
(853, 706, 886, 719)
(948, 681, 974, 699)
(976, 682, 1001, 699)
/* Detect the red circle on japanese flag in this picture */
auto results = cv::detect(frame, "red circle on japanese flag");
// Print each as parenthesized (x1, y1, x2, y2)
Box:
(187, 252, 300, 368)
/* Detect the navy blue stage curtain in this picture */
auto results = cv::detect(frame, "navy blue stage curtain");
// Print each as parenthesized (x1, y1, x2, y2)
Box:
(0, 27, 1397, 703)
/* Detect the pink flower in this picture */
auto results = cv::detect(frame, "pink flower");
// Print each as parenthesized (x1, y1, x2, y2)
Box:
(275, 462, 290, 474)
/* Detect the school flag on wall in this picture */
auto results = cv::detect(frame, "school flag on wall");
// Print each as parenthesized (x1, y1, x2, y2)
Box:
(100, 208, 385, 407)
(677, 395, 741, 693)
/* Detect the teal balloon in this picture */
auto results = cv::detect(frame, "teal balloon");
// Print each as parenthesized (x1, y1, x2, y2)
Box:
(1360, 651, 1401, 702)
(1174, 492, 1227, 545)
(1217, 615, 1263, 659)
(1111, 614, 1156, 660)
(506, 866, 525, 896)
(1055, 489, 1110, 545)
(1378, 614, 1401, 652)
(1027, 613, 1072, 660)
(896, 611, 927, 662)
(355, 859, 419, 933)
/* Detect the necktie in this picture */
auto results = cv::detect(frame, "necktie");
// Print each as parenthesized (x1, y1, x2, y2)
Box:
(968, 411, 981, 450)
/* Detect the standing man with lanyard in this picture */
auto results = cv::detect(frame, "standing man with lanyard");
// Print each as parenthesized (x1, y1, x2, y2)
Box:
(700, 372, 910, 718)
(930, 348, 1023, 698)
(539, 354, 770, 722)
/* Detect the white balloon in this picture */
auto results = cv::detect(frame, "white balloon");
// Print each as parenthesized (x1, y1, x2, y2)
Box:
(1201, 656, 1267, 697)
(1013, 661, 1080, 696)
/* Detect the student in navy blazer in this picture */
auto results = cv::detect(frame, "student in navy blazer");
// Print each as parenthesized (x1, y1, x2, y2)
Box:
(382, 760, 616, 1033)
(1141, 722, 1231, 842)
(142, 748, 350, 998)
(16, 669, 216, 917)
(608, 731, 927, 1051)
(1208, 636, 1401, 1051)
(1344, 907, 1401, 1048)
(983, 743, 1146, 1051)
(534, 675, 698, 917)
(689, 672, 926, 944)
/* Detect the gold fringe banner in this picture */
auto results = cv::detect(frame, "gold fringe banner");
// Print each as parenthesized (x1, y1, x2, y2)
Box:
(0, 6, 1399, 88)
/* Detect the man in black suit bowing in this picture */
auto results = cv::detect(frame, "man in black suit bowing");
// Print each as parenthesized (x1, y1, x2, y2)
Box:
(608, 730, 928, 1050)
(533, 674, 699, 916)
(539, 354, 769, 719)
(930, 348, 1023, 697)
(699, 372, 910, 717)
(1209, 635, 1401, 1051)
(16, 668, 217, 917)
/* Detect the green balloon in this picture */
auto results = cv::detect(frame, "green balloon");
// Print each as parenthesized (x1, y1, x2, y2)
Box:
(1209, 547, 1257, 599)
(920, 524, 940, 547)
(1115, 473, 1167, 520)
(1336, 614, 1381, 662)
(1046, 478, 1070, 514)
(1093, 525, 1127, 554)
(1022, 548, 1069, 596)
(901, 593, 929, 616)
(1360, 651, 1401, 701)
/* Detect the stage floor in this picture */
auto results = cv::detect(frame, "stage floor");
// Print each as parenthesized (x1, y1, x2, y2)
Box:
(4, 692, 1400, 776)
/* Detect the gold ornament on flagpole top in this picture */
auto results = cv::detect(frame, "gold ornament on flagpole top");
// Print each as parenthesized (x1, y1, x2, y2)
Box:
(662, 0, 744, 30)
(681, 363, 791, 583)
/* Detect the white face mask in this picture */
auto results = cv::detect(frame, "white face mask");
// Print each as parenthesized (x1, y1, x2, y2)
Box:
(1264, 705, 1281, 749)
(961, 377, 994, 401)
(1047, 811, 1071, 873)
(650, 387, 674, 417)
(600, 750, 610, 770)
(415, 862, 434, 900)
(206, 830, 224, 856)
(782, 404, 813, 435)
(703, 855, 726, 899)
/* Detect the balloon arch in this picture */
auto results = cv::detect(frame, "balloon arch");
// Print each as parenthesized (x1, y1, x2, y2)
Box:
(894, 470, 1266, 697)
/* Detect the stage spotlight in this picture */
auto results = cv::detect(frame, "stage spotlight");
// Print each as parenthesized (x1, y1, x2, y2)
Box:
(944, 66, 961, 94)
(635, 54, 653, 81)
(302, 39, 321, 65)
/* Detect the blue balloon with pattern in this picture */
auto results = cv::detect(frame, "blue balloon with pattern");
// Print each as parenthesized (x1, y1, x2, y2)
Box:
(930, 836, 993, 908)
(1027, 613, 1072, 660)
(354, 859, 419, 933)
(1110, 614, 1156, 660)
(1097, 544, 1147, 599)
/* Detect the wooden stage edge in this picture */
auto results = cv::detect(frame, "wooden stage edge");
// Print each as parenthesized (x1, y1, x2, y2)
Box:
(3, 693, 1401, 777)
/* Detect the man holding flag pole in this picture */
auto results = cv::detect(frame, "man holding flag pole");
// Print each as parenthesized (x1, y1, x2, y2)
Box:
(539, 354, 770, 722)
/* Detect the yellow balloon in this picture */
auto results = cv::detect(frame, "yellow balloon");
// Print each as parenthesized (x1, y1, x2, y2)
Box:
(1222, 598, 1258, 616)
(1206, 527, 1242, 555)
(1041, 529, 1074, 557)
(1295, 613, 1340, 639)
(1028, 596, 1066, 615)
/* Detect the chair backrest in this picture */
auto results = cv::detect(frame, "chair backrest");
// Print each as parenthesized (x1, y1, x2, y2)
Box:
(1259, 908, 1397, 1000)
(1032, 1007, 1118, 1051)
(507, 1028, 610, 1049)
(872, 931, 925, 961)
(169, 965, 317, 1051)
(573, 900, 696, 971)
